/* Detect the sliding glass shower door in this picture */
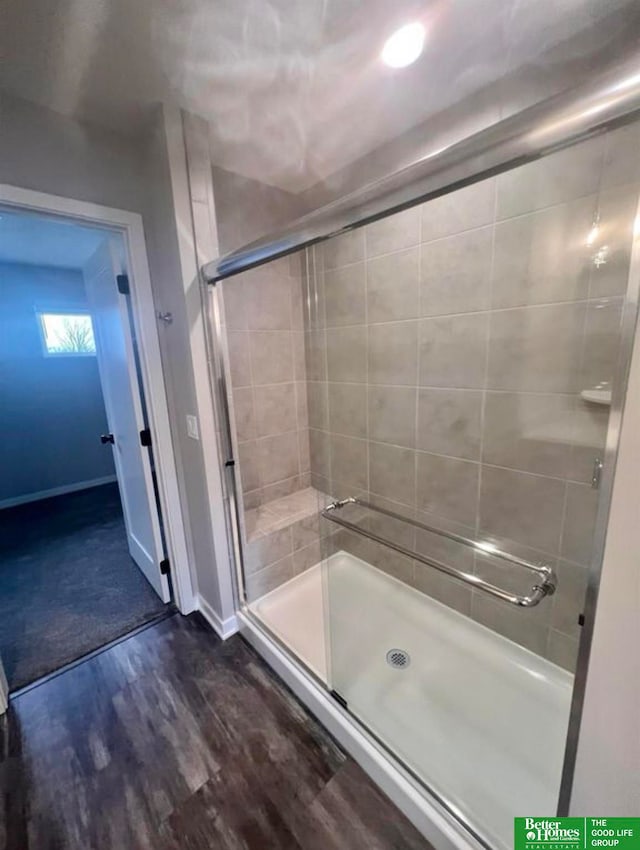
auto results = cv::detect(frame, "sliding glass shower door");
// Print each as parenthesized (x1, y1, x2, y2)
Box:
(306, 123, 640, 849)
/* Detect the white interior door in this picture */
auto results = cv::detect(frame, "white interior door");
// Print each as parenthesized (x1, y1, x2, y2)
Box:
(83, 239, 170, 602)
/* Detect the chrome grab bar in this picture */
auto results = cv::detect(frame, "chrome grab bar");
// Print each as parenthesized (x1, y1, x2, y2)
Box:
(322, 497, 556, 608)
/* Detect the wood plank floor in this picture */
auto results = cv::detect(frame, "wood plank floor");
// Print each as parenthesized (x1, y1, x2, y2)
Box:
(0, 612, 434, 850)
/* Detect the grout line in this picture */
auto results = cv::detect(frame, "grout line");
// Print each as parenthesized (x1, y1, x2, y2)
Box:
(475, 178, 499, 547)
(321, 187, 606, 268)
(318, 293, 618, 331)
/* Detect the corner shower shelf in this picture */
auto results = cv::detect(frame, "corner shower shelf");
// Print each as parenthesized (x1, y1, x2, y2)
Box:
(322, 497, 556, 608)
(580, 388, 612, 406)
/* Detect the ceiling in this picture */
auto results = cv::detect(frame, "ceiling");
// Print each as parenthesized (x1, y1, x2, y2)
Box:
(0, 210, 108, 270)
(1, 0, 638, 192)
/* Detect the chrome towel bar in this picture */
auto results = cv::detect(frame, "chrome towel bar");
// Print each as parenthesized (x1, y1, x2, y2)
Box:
(322, 497, 556, 608)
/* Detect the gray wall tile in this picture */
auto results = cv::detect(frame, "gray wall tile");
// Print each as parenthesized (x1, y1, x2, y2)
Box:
(369, 442, 416, 507)
(479, 466, 565, 553)
(367, 247, 420, 322)
(419, 314, 488, 388)
(325, 263, 366, 326)
(496, 137, 603, 218)
(327, 326, 367, 383)
(245, 556, 294, 602)
(254, 383, 297, 438)
(561, 482, 599, 566)
(322, 228, 365, 269)
(368, 321, 418, 385)
(472, 593, 550, 655)
(487, 303, 585, 392)
(329, 382, 367, 438)
(238, 440, 261, 493)
(232, 387, 256, 443)
(304, 330, 327, 381)
(589, 184, 639, 298)
(227, 331, 252, 387)
(411, 566, 473, 616)
(600, 123, 640, 189)
(292, 514, 322, 551)
(250, 331, 294, 385)
(366, 206, 421, 257)
(368, 385, 416, 448)
(546, 630, 580, 671)
(491, 198, 593, 308)
(482, 392, 575, 478)
(420, 227, 492, 316)
(309, 428, 330, 479)
(307, 381, 329, 430)
(416, 453, 479, 525)
(257, 432, 299, 486)
(580, 297, 623, 391)
(330, 434, 368, 492)
(293, 540, 322, 574)
(244, 270, 292, 330)
(421, 178, 495, 241)
(244, 527, 293, 574)
(417, 388, 482, 460)
(221, 278, 247, 330)
(550, 559, 588, 638)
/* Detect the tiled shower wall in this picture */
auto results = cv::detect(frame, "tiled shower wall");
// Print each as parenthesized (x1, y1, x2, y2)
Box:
(304, 123, 640, 670)
(222, 256, 311, 511)
(221, 255, 326, 602)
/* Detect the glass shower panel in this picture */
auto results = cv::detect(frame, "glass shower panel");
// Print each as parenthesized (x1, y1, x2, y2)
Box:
(218, 253, 329, 681)
(312, 122, 640, 850)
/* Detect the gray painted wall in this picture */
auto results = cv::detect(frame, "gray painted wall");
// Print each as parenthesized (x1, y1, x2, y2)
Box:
(0, 91, 146, 213)
(0, 262, 114, 502)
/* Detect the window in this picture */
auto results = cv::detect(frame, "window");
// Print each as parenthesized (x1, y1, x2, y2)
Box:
(38, 312, 96, 356)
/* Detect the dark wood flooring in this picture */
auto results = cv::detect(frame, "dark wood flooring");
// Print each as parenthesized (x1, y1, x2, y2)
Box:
(0, 612, 433, 850)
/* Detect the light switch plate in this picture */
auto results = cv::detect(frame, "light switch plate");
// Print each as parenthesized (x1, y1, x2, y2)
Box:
(186, 414, 199, 440)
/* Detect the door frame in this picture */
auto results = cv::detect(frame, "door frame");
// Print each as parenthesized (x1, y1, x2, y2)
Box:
(0, 183, 195, 613)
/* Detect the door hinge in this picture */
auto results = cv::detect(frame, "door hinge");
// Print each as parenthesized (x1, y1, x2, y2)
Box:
(116, 274, 130, 295)
(139, 428, 152, 447)
(160, 558, 170, 576)
(225, 458, 235, 467)
(578, 613, 585, 627)
(330, 689, 348, 710)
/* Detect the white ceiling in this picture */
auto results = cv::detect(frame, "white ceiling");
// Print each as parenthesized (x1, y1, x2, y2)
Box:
(0, 210, 108, 270)
(1, 0, 637, 192)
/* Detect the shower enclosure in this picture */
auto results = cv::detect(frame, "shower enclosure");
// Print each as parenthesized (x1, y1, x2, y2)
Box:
(204, 66, 640, 850)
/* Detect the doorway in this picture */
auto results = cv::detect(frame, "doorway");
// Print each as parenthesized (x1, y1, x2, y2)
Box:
(0, 201, 183, 690)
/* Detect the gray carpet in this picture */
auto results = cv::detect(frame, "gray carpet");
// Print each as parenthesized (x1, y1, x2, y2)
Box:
(0, 483, 167, 690)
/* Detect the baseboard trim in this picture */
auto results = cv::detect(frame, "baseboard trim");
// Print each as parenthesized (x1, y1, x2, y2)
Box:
(0, 475, 118, 509)
(197, 595, 239, 640)
(238, 610, 481, 850)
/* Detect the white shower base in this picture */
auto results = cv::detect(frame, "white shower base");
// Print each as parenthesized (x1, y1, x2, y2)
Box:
(251, 551, 573, 850)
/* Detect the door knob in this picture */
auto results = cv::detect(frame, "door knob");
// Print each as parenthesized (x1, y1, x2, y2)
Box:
(100, 433, 114, 445)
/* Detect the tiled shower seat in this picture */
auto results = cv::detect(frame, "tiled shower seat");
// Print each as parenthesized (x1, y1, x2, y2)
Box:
(242, 487, 329, 601)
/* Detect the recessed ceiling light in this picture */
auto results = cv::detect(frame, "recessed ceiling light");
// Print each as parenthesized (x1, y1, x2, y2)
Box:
(381, 22, 426, 69)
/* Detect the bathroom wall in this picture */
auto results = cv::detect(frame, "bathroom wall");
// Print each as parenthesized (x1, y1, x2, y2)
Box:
(0, 262, 114, 505)
(304, 123, 640, 670)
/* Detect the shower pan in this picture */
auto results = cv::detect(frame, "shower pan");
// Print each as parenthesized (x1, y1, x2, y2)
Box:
(203, 60, 640, 850)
